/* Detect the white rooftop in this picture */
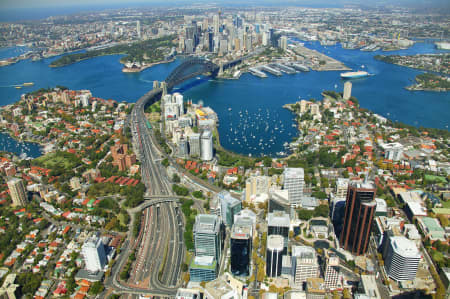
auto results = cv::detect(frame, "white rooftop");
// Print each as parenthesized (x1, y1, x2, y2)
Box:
(194, 256, 215, 266)
(375, 198, 387, 212)
(391, 236, 421, 258)
(406, 201, 427, 216)
(283, 167, 304, 178)
(267, 235, 284, 251)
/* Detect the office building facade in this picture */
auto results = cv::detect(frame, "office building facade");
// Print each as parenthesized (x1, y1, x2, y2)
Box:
(218, 191, 242, 227)
(292, 246, 320, 285)
(189, 256, 217, 282)
(230, 225, 252, 276)
(283, 168, 304, 207)
(384, 236, 421, 281)
(81, 234, 107, 273)
(266, 235, 284, 277)
(194, 214, 221, 262)
(339, 181, 377, 255)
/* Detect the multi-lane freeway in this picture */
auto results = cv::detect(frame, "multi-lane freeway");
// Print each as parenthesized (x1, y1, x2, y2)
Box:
(107, 56, 256, 297)
(106, 87, 184, 298)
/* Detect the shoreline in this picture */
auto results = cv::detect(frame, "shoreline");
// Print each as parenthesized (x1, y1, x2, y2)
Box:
(122, 58, 175, 73)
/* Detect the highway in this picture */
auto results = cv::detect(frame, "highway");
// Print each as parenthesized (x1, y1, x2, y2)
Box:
(107, 87, 184, 297)
(107, 56, 254, 296)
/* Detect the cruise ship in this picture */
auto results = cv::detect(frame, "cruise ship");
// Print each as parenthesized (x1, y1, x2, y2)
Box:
(340, 71, 369, 79)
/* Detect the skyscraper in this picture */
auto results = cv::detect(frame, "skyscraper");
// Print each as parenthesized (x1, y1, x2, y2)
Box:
(81, 234, 107, 273)
(136, 20, 141, 39)
(213, 14, 220, 34)
(230, 223, 252, 276)
(343, 81, 352, 100)
(194, 214, 221, 262)
(218, 191, 241, 227)
(188, 133, 201, 157)
(200, 130, 213, 161)
(7, 178, 27, 206)
(266, 235, 284, 277)
(384, 236, 421, 281)
(283, 168, 304, 207)
(339, 181, 377, 255)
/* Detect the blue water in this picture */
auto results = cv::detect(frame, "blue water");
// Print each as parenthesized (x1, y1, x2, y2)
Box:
(0, 46, 30, 60)
(0, 132, 42, 158)
(0, 40, 448, 156)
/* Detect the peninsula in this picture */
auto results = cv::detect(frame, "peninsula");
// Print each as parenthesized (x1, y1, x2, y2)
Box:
(49, 35, 176, 68)
(375, 53, 450, 74)
(406, 72, 450, 92)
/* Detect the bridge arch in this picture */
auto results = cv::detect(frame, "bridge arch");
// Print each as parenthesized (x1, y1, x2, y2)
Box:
(165, 57, 219, 90)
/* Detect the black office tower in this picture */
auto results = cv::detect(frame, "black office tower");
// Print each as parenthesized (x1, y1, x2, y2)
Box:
(230, 231, 251, 276)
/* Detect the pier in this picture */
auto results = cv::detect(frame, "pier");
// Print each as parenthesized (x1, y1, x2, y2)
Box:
(261, 65, 282, 76)
(249, 67, 268, 78)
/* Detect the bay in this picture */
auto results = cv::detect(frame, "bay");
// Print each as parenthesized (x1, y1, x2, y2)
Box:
(0, 40, 448, 157)
(0, 132, 42, 159)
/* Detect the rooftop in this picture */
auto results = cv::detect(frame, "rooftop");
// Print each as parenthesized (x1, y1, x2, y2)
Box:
(268, 211, 290, 227)
(194, 214, 219, 234)
(204, 277, 234, 298)
(390, 236, 420, 258)
(190, 256, 216, 270)
(267, 235, 284, 251)
(283, 167, 304, 178)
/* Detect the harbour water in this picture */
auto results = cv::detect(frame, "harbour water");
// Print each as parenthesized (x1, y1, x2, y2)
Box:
(0, 40, 448, 156)
(0, 132, 42, 158)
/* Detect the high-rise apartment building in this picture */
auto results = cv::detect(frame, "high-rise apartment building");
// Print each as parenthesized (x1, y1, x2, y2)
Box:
(200, 130, 213, 161)
(81, 234, 107, 273)
(7, 178, 27, 206)
(282, 168, 304, 207)
(324, 254, 340, 290)
(339, 181, 377, 255)
(245, 176, 271, 202)
(343, 81, 352, 100)
(188, 133, 201, 157)
(194, 214, 221, 262)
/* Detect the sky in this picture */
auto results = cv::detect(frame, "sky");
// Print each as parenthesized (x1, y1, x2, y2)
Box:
(0, 0, 448, 14)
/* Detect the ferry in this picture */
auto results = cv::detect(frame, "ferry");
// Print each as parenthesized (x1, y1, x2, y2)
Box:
(23, 82, 34, 86)
(340, 71, 369, 79)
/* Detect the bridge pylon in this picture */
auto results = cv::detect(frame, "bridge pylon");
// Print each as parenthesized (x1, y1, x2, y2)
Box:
(161, 82, 168, 96)
(219, 62, 224, 76)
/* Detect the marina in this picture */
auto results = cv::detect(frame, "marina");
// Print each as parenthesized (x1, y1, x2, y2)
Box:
(223, 107, 297, 157)
(0, 132, 42, 158)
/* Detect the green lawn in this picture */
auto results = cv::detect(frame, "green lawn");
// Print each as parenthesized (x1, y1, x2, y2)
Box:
(442, 201, 450, 209)
(425, 175, 447, 184)
(33, 151, 81, 170)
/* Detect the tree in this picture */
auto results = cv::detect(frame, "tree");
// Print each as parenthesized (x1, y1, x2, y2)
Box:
(172, 174, 181, 183)
(181, 263, 188, 272)
(89, 281, 104, 295)
(342, 288, 352, 299)
(314, 204, 329, 218)
(298, 209, 314, 220)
